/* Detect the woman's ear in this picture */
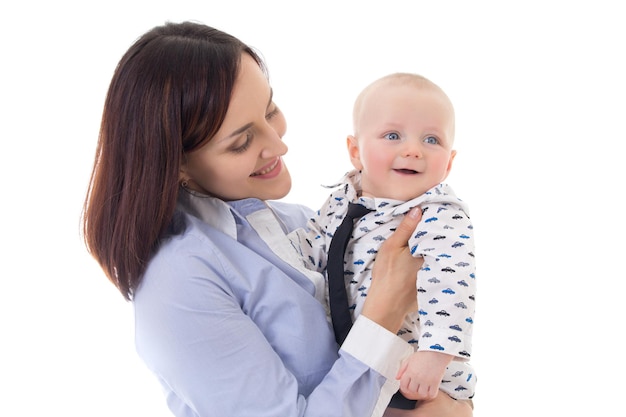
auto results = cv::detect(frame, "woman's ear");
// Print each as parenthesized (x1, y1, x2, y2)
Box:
(347, 135, 364, 171)
(178, 161, 188, 182)
(179, 155, 192, 187)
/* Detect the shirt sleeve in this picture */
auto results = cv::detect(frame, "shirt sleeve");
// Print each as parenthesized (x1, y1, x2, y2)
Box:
(134, 229, 412, 417)
(342, 316, 415, 417)
(293, 204, 330, 274)
(409, 200, 476, 359)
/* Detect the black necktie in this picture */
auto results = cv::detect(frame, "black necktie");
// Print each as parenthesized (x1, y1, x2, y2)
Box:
(327, 202, 372, 346)
(327, 202, 418, 410)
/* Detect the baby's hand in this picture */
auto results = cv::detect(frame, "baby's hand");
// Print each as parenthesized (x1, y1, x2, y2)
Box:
(396, 351, 453, 400)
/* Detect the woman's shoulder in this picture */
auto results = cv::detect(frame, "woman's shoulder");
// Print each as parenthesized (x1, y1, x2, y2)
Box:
(144, 210, 247, 290)
(135, 211, 243, 306)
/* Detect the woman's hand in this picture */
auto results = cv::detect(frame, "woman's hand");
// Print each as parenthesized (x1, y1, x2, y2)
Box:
(361, 207, 423, 334)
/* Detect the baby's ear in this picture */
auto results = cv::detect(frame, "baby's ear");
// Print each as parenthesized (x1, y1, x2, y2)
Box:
(442, 150, 457, 180)
(347, 135, 363, 171)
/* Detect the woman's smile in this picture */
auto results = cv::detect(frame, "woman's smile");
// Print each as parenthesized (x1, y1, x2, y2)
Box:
(251, 157, 282, 178)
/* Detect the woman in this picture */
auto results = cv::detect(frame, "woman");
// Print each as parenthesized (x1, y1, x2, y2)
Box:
(82, 21, 472, 417)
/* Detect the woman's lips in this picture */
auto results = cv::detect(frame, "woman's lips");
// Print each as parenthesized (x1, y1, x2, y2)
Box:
(251, 157, 282, 178)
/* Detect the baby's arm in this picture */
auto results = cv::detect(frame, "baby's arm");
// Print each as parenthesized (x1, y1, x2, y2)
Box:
(289, 201, 335, 274)
(410, 197, 476, 359)
(396, 351, 453, 400)
(286, 199, 335, 308)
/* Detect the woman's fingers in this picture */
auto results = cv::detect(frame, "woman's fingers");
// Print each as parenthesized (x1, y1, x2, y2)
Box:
(363, 207, 423, 333)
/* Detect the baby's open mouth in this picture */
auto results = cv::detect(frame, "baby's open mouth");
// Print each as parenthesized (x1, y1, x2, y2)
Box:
(394, 168, 418, 175)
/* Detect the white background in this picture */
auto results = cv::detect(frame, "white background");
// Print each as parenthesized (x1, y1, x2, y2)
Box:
(2, 1, 625, 416)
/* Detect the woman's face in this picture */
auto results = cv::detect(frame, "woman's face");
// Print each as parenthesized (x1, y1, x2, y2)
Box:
(180, 54, 291, 201)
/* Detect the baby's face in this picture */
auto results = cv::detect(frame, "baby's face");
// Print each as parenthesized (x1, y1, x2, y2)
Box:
(349, 82, 456, 201)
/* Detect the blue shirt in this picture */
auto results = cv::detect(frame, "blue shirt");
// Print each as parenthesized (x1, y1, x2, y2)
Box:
(133, 191, 412, 417)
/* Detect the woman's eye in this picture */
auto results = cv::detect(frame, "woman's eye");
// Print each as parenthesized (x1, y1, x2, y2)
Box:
(231, 134, 252, 154)
(384, 132, 400, 141)
(266, 106, 280, 120)
(424, 136, 439, 145)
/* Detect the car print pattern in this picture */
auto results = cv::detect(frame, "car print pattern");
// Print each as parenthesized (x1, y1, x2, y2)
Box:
(289, 170, 477, 399)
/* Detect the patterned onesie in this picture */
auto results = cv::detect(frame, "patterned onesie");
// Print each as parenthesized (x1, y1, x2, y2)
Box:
(289, 170, 477, 400)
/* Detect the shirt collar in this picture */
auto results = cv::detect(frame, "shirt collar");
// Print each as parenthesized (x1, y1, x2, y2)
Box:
(335, 170, 411, 214)
(177, 188, 238, 239)
(336, 170, 465, 216)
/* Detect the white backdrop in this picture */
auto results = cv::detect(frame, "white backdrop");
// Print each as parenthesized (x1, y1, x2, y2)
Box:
(2, 1, 625, 416)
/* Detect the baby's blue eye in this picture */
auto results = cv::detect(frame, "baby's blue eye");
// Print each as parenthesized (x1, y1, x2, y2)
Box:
(384, 132, 400, 141)
(424, 136, 438, 145)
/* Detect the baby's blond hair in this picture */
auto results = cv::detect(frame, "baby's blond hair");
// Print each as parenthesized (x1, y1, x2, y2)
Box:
(352, 73, 455, 137)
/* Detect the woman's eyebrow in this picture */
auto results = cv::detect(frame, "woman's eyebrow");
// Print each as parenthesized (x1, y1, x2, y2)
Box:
(225, 123, 253, 140)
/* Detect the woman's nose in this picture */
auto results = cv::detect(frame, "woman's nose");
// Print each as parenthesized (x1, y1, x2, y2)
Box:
(260, 128, 288, 159)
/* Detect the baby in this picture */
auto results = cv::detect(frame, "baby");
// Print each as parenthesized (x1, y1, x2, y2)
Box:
(290, 73, 476, 408)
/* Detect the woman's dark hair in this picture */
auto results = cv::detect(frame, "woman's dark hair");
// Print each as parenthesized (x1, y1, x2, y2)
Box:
(82, 21, 266, 300)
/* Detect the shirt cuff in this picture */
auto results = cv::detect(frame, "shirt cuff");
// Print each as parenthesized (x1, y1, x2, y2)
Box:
(342, 315, 413, 379)
(342, 316, 414, 416)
